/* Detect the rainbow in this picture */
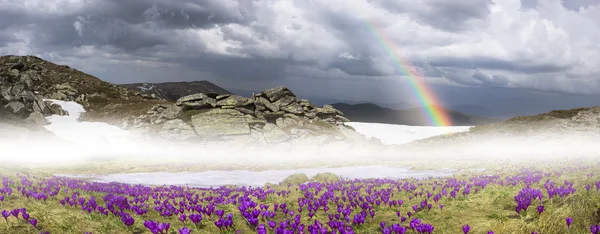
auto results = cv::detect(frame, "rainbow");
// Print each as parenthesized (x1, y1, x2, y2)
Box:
(365, 20, 453, 126)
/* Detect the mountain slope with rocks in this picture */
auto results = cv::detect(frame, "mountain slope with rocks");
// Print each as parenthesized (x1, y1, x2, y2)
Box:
(0, 55, 376, 149)
(120, 81, 232, 101)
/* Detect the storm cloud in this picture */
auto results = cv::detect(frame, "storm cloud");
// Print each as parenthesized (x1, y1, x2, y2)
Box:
(1, 0, 600, 114)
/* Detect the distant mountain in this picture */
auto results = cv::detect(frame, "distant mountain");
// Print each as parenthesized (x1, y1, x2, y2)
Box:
(330, 103, 501, 126)
(121, 81, 232, 101)
(450, 104, 497, 118)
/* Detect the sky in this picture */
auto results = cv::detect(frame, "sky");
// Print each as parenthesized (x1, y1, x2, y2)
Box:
(1, 0, 600, 118)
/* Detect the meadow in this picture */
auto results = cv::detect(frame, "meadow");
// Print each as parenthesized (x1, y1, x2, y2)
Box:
(0, 160, 599, 234)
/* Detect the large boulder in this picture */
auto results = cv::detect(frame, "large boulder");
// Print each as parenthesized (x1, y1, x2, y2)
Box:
(256, 86, 296, 102)
(158, 119, 197, 140)
(190, 109, 253, 137)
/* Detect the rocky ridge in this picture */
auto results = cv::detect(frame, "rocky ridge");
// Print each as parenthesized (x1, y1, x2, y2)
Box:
(121, 86, 379, 148)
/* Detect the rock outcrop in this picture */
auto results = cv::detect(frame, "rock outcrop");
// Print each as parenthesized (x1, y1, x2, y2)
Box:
(122, 86, 374, 147)
(0, 57, 68, 126)
(0, 55, 377, 148)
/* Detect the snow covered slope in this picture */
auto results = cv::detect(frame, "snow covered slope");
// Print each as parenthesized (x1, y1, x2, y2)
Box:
(346, 122, 471, 145)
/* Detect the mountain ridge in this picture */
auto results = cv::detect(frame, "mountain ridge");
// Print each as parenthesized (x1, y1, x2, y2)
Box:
(330, 102, 501, 126)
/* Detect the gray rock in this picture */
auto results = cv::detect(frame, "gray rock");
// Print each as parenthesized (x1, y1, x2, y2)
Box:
(20, 73, 33, 88)
(276, 117, 300, 130)
(158, 119, 197, 140)
(177, 93, 211, 104)
(4, 101, 26, 114)
(280, 102, 304, 115)
(161, 105, 183, 120)
(25, 112, 48, 125)
(255, 97, 279, 112)
(260, 86, 296, 102)
(32, 98, 52, 115)
(49, 92, 68, 100)
(273, 96, 297, 107)
(1, 86, 12, 101)
(190, 109, 252, 136)
(216, 95, 254, 107)
(263, 123, 290, 144)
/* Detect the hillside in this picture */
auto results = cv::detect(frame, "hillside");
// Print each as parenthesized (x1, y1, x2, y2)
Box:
(404, 106, 600, 147)
(331, 103, 501, 126)
(121, 81, 232, 101)
(0, 55, 378, 148)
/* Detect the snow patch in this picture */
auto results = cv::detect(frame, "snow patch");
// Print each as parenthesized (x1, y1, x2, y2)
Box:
(56, 165, 455, 188)
(346, 122, 471, 145)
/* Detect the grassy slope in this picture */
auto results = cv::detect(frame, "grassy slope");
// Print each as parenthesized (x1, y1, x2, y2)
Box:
(0, 161, 599, 234)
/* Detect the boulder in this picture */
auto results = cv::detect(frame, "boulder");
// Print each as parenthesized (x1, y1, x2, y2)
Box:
(262, 123, 290, 144)
(216, 95, 254, 108)
(161, 105, 183, 120)
(47, 102, 69, 116)
(190, 109, 252, 136)
(25, 112, 48, 125)
(158, 119, 197, 140)
(176, 93, 213, 105)
(280, 102, 304, 115)
(4, 101, 26, 115)
(259, 86, 296, 102)
(255, 97, 279, 112)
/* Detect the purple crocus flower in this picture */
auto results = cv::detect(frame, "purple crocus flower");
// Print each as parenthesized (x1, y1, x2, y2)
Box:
(178, 227, 192, 234)
(462, 224, 470, 234)
(488, 231, 494, 234)
(0, 195, 4, 201)
(29, 218, 37, 228)
(537, 205, 544, 214)
(566, 217, 573, 228)
(257, 224, 267, 234)
(591, 225, 600, 234)
(1, 210, 9, 221)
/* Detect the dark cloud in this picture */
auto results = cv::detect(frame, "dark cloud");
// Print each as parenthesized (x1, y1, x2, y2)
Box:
(373, 0, 493, 31)
(428, 56, 570, 74)
(472, 71, 510, 86)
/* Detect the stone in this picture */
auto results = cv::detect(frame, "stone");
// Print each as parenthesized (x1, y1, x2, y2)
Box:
(4, 101, 26, 114)
(1, 86, 12, 101)
(255, 97, 279, 112)
(216, 94, 231, 100)
(32, 98, 52, 115)
(25, 112, 48, 125)
(49, 92, 68, 100)
(177, 93, 211, 104)
(280, 102, 304, 115)
(161, 105, 183, 120)
(190, 109, 252, 136)
(263, 111, 286, 121)
(20, 74, 33, 88)
(47, 102, 69, 116)
(262, 123, 290, 144)
(216, 95, 254, 107)
(158, 119, 197, 140)
(260, 86, 296, 102)
(273, 96, 297, 107)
